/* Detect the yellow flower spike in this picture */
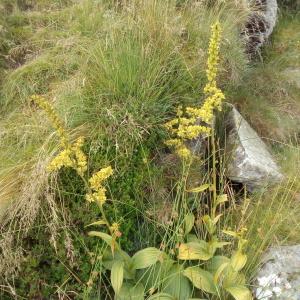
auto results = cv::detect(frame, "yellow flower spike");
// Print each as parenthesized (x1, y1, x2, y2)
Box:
(93, 188, 107, 205)
(176, 146, 191, 159)
(86, 166, 113, 207)
(164, 21, 224, 160)
(110, 222, 119, 233)
(47, 149, 75, 172)
(110, 222, 122, 238)
(176, 105, 183, 117)
(89, 166, 113, 191)
(165, 139, 183, 148)
(164, 119, 178, 130)
(85, 188, 107, 205)
(85, 193, 94, 203)
(71, 137, 88, 176)
(31, 95, 69, 149)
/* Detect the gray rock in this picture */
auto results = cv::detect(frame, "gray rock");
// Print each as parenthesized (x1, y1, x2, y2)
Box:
(243, 0, 278, 56)
(254, 245, 300, 299)
(221, 103, 283, 191)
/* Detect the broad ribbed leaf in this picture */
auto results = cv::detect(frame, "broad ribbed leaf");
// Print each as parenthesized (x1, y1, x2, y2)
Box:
(213, 214, 223, 225)
(225, 285, 253, 300)
(208, 237, 230, 256)
(111, 260, 124, 295)
(88, 231, 112, 245)
(222, 230, 238, 238)
(85, 219, 107, 227)
(139, 260, 174, 291)
(186, 234, 200, 243)
(183, 267, 217, 294)
(102, 249, 134, 279)
(213, 261, 229, 283)
(187, 184, 210, 193)
(162, 265, 192, 299)
(178, 242, 212, 261)
(132, 247, 162, 269)
(223, 266, 246, 287)
(207, 255, 230, 274)
(230, 251, 247, 272)
(216, 194, 228, 206)
(148, 293, 174, 300)
(117, 283, 144, 300)
(202, 215, 215, 235)
(184, 213, 195, 235)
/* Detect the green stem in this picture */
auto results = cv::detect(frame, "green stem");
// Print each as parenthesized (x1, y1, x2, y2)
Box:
(211, 127, 217, 219)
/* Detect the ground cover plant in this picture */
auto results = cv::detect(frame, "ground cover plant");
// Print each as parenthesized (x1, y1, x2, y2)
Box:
(0, 0, 299, 299)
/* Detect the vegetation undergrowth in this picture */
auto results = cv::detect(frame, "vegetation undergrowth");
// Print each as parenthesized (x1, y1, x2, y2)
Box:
(0, 0, 299, 299)
(26, 21, 252, 300)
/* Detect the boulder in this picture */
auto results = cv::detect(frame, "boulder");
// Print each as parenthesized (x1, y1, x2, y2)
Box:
(254, 245, 300, 299)
(243, 0, 278, 56)
(219, 103, 283, 191)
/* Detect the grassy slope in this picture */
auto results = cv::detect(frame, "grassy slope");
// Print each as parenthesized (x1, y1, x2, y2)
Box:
(0, 0, 299, 299)
(0, 1, 249, 298)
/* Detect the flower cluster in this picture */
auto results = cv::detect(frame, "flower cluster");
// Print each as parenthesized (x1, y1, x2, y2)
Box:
(31, 95, 87, 176)
(31, 95, 68, 148)
(46, 136, 88, 176)
(86, 166, 113, 205)
(165, 21, 225, 159)
(47, 149, 74, 172)
(110, 222, 122, 238)
(72, 137, 87, 176)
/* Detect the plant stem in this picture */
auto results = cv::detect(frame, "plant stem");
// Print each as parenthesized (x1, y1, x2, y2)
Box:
(211, 126, 217, 219)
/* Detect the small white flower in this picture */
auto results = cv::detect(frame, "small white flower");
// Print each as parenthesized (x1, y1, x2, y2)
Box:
(285, 282, 292, 289)
(259, 289, 273, 299)
(273, 286, 282, 295)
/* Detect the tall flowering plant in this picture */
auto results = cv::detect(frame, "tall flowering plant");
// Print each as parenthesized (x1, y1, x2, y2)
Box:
(165, 21, 225, 159)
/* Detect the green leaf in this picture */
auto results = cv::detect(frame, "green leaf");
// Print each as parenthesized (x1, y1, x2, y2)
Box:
(85, 219, 107, 227)
(207, 255, 230, 274)
(223, 266, 246, 287)
(132, 247, 163, 270)
(216, 194, 228, 206)
(183, 267, 217, 294)
(187, 184, 210, 193)
(213, 261, 229, 283)
(208, 237, 230, 255)
(138, 260, 174, 291)
(225, 285, 253, 300)
(186, 234, 200, 243)
(230, 251, 247, 272)
(178, 241, 213, 261)
(222, 230, 238, 238)
(117, 283, 144, 300)
(213, 214, 222, 225)
(202, 215, 215, 235)
(111, 260, 124, 295)
(88, 231, 112, 245)
(102, 249, 134, 279)
(148, 293, 174, 300)
(162, 265, 192, 299)
(184, 213, 195, 235)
